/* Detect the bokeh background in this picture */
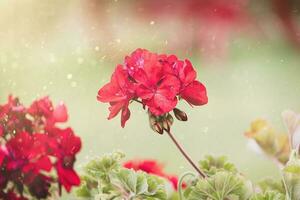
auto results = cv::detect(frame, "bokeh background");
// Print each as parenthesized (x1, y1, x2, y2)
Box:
(1, 0, 300, 197)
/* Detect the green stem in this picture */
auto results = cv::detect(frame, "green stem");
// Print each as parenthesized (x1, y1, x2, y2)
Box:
(178, 172, 197, 200)
(166, 130, 206, 178)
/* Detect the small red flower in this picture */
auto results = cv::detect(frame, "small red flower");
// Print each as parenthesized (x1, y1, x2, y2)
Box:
(123, 159, 165, 176)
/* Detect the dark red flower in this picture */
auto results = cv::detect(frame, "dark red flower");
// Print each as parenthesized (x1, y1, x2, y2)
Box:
(5, 132, 52, 179)
(28, 97, 68, 129)
(0, 96, 32, 136)
(0, 96, 81, 198)
(25, 174, 52, 199)
(51, 128, 81, 192)
(97, 65, 135, 127)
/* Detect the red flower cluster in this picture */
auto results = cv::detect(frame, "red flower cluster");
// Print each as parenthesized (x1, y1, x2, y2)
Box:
(98, 49, 208, 127)
(0, 96, 81, 199)
(123, 159, 185, 190)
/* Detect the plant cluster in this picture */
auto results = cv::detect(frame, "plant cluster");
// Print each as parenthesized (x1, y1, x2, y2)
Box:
(0, 96, 81, 199)
(2, 49, 300, 200)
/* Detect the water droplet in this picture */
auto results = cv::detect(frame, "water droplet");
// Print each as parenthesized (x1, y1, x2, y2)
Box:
(67, 74, 73, 80)
(49, 53, 56, 63)
(71, 81, 77, 87)
(94, 46, 100, 51)
(77, 57, 84, 64)
(150, 21, 155, 25)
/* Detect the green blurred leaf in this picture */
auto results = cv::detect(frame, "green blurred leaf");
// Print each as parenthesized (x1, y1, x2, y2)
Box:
(186, 171, 252, 200)
(257, 178, 285, 194)
(199, 155, 237, 176)
(282, 150, 300, 200)
(250, 191, 285, 200)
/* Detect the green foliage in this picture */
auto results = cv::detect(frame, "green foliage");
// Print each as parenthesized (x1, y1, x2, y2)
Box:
(76, 153, 300, 200)
(185, 171, 252, 200)
(76, 152, 167, 200)
(257, 178, 286, 195)
(282, 150, 300, 200)
(199, 155, 237, 176)
(250, 191, 285, 200)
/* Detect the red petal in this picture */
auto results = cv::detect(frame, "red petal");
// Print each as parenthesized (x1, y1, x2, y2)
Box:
(181, 81, 208, 106)
(35, 156, 52, 172)
(180, 59, 197, 85)
(108, 101, 125, 120)
(97, 82, 126, 103)
(56, 163, 80, 192)
(53, 102, 68, 122)
(147, 96, 177, 116)
(121, 106, 130, 128)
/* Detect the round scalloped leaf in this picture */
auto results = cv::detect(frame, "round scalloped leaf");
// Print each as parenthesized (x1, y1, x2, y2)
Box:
(186, 171, 252, 200)
(199, 155, 238, 176)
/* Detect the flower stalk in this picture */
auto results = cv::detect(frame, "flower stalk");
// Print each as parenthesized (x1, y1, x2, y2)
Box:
(166, 130, 206, 178)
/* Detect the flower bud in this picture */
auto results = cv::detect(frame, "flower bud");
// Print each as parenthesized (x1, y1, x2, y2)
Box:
(173, 108, 188, 121)
(162, 114, 174, 132)
(153, 122, 164, 134)
(166, 113, 174, 126)
(148, 112, 164, 134)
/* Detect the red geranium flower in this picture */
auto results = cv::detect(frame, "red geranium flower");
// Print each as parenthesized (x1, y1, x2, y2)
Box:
(0, 96, 81, 199)
(28, 96, 68, 129)
(98, 48, 208, 130)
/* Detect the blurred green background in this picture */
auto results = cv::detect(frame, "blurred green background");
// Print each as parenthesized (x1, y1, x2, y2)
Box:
(1, 0, 300, 197)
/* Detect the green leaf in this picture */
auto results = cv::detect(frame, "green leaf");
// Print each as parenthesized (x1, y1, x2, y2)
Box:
(250, 191, 285, 200)
(76, 152, 167, 200)
(114, 169, 138, 194)
(257, 178, 286, 194)
(199, 155, 238, 176)
(84, 151, 125, 180)
(282, 150, 300, 200)
(186, 171, 252, 200)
